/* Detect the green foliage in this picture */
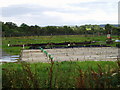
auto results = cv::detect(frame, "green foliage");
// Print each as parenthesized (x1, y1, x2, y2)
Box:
(2, 22, 120, 37)
(2, 61, 119, 88)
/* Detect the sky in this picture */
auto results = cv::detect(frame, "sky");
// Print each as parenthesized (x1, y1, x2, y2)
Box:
(0, 0, 120, 26)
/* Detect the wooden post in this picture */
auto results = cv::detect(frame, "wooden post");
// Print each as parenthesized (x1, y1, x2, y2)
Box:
(23, 44, 24, 49)
(8, 44, 10, 47)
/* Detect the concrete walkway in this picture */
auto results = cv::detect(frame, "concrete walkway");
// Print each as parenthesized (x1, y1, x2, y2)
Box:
(21, 47, 119, 63)
(21, 49, 50, 63)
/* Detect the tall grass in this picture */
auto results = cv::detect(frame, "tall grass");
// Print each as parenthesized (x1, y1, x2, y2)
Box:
(2, 61, 120, 88)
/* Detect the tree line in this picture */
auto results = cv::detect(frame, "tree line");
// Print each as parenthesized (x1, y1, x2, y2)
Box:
(1, 22, 120, 37)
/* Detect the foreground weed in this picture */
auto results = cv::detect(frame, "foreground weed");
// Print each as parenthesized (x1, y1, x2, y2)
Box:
(2, 61, 120, 88)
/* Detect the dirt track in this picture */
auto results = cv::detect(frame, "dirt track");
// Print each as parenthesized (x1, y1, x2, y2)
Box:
(21, 47, 119, 63)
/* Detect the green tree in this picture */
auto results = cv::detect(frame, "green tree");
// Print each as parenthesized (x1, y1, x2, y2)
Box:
(105, 24, 112, 34)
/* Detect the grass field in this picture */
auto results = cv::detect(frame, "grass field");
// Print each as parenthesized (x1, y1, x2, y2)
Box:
(2, 61, 120, 88)
(2, 35, 119, 55)
(2, 35, 120, 88)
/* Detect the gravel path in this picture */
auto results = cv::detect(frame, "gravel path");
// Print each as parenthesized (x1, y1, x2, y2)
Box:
(21, 47, 119, 63)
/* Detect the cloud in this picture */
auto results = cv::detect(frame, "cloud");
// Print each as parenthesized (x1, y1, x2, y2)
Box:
(2, 6, 32, 17)
(1, 0, 119, 26)
(2, 4, 54, 17)
(43, 9, 117, 23)
(0, 0, 98, 7)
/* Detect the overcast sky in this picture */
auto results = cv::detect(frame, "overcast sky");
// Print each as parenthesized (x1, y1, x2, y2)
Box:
(0, 0, 120, 26)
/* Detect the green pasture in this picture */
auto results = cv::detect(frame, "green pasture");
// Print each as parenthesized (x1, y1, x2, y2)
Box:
(2, 35, 120, 88)
(2, 35, 119, 55)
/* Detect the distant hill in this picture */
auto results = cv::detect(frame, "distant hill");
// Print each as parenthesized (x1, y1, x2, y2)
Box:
(99, 24, 119, 27)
